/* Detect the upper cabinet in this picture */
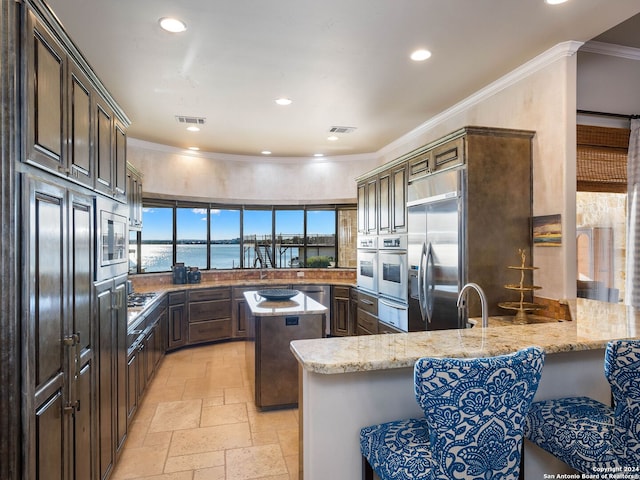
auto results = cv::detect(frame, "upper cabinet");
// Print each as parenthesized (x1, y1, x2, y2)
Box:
(357, 162, 407, 235)
(25, 9, 130, 200)
(127, 163, 143, 230)
(357, 177, 378, 234)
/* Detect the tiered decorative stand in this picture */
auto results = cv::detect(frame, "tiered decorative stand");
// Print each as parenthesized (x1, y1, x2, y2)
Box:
(498, 249, 545, 324)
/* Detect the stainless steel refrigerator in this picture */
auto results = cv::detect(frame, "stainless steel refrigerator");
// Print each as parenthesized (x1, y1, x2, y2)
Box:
(406, 127, 534, 331)
(408, 168, 465, 330)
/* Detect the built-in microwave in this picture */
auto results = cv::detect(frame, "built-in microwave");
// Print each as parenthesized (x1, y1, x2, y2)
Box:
(96, 196, 128, 280)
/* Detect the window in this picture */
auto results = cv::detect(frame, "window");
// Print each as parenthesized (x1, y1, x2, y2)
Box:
(133, 201, 348, 273)
(243, 209, 273, 268)
(275, 209, 304, 268)
(176, 207, 207, 268)
(140, 205, 173, 273)
(210, 208, 241, 269)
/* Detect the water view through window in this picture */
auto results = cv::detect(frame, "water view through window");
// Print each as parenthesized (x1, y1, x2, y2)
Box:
(134, 203, 340, 273)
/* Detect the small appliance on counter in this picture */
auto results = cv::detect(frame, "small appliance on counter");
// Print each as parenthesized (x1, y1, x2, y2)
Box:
(172, 263, 187, 284)
(187, 266, 201, 284)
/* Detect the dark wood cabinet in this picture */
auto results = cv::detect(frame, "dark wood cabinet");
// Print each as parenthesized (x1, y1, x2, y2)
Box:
(22, 176, 96, 480)
(95, 273, 127, 480)
(188, 288, 232, 344)
(331, 286, 352, 336)
(356, 290, 378, 335)
(168, 291, 188, 350)
(25, 11, 128, 198)
(357, 178, 378, 234)
(126, 163, 143, 230)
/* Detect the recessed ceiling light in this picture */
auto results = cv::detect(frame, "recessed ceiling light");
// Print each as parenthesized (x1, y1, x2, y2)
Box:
(186, 126, 200, 132)
(159, 17, 187, 33)
(327, 136, 339, 141)
(188, 146, 199, 151)
(314, 153, 324, 157)
(275, 98, 292, 106)
(545, 0, 568, 4)
(410, 49, 432, 62)
(261, 150, 272, 155)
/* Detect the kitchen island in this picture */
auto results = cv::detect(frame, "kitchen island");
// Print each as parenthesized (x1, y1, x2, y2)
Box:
(291, 298, 640, 479)
(244, 290, 327, 409)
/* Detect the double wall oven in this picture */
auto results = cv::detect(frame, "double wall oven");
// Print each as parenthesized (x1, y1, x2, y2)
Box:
(377, 234, 409, 332)
(356, 235, 377, 294)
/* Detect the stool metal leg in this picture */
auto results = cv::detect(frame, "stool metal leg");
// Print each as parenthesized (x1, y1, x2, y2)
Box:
(362, 455, 374, 480)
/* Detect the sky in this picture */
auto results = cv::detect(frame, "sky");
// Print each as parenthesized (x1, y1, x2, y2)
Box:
(141, 207, 336, 241)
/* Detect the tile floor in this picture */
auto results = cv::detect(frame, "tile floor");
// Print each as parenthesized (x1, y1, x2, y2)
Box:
(111, 341, 299, 480)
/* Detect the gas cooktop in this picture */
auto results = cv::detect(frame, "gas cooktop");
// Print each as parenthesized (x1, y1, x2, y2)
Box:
(127, 292, 157, 308)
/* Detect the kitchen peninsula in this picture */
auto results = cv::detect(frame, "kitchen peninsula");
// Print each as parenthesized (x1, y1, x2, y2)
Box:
(291, 298, 640, 479)
(244, 290, 327, 409)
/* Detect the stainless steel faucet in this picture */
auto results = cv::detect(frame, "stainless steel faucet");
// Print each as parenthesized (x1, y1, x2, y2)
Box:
(254, 257, 267, 279)
(457, 282, 488, 329)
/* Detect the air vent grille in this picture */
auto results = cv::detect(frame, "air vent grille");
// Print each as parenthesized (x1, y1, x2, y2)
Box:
(176, 115, 206, 125)
(329, 126, 357, 134)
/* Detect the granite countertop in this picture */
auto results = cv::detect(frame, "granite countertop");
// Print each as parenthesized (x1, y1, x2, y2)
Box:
(244, 290, 327, 317)
(290, 298, 640, 374)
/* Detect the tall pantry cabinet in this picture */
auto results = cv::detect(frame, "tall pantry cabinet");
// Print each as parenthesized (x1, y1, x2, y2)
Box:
(19, 1, 131, 479)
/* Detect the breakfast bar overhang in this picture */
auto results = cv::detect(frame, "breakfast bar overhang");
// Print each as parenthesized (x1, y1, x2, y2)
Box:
(291, 298, 640, 479)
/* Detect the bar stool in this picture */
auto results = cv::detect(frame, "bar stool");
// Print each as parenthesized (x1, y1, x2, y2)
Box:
(525, 339, 640, 473)
(360, 346, 545, 479)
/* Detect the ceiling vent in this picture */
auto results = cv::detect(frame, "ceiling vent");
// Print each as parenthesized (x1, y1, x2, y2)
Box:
(329, 126, 357, 134)
(175, 115, 206, 125)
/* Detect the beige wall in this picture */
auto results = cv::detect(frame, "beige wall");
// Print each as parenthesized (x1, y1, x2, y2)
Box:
(370, 42, 581, 300)
(127, 140, 378, 205)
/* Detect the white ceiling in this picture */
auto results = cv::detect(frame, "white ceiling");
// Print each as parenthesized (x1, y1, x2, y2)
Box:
(44, 0, 640, 157)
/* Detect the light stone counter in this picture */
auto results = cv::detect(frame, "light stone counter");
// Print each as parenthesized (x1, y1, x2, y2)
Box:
(244, 290, 327, 316)
(290, 298, 638, 374)
(293, 298, 640, 480)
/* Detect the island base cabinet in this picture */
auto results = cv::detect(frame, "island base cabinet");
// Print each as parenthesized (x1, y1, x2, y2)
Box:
(250, 313, 324, 409)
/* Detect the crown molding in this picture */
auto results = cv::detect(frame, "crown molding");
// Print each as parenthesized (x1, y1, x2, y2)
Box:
(580, 40, 640, 61)
(378, 41, 584, 158)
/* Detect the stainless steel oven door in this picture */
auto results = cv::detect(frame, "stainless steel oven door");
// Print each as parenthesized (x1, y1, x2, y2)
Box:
(356, 249, 377, 293)
(378, 250, 408, 302)
(378, 298, 408, 332)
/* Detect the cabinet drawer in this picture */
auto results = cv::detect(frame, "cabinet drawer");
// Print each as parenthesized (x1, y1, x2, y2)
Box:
(357, 309, 378, 334)
(189, 287, 231, 302)
(378, 320, 402, 334)
(189, 299, 231, 322)
(333, 286, 350, 299)
(357, 291, 378, 315)
(433, 137, 464, 171)
(168, 291, 186, 305)
(189, 319, 232, 343)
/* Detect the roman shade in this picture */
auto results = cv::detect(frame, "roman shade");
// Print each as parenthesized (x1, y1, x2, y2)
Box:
(577, 125, 630, 193)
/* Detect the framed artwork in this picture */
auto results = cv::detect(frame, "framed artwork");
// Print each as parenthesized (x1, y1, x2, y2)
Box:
(533, 214, 562, 246)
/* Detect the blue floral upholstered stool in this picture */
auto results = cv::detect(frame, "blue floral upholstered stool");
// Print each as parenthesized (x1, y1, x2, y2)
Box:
(525, 339, 640, 473)
(359, 346, 545, 479)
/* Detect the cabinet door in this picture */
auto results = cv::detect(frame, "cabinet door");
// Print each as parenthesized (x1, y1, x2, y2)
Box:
(233, 297, 248, 338)
(26, 12, 67, 174)
(70, 192, 96, 480)
(68, 63, 93, 187)
(126, 351, 138, 424)
(357, 182, 366, 233)
(114, 121, 127, 200)
(391, 164, 407, 233)
(95, 100, 113, 196)
(114, 276, 128, 455)
(95, 280, 115, 480)
(24, 178, 69, 480)
(331, 287, 350, 337)
(366, 178, 377, 234)
(168, 303, 187, 350)
(378, 172, 391, 234)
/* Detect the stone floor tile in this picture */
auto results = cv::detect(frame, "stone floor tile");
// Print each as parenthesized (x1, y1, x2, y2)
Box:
(110, 445, 167, 479)
(193, 466, 226, 480)
(225, 444, 288, 480)
(148, 399, 202, 432)
(169, 423, 252, 456)
(277, 429, 299, 457)
(164, 450, 224, 473)
(200, 402, 248, 427)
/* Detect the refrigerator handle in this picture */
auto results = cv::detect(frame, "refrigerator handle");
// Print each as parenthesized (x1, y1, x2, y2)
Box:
(424, 242, 435, 325)
(418, 242, 427, 324)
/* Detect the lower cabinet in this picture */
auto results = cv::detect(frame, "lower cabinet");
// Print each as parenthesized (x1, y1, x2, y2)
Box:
(126, 299, 167, 428)
(95, 273, 128, 480)
(331, 286, 352, 336)
(356, 290, 379, 335)
(167, 291, 187, 351)
(188, 287, 232, 344)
